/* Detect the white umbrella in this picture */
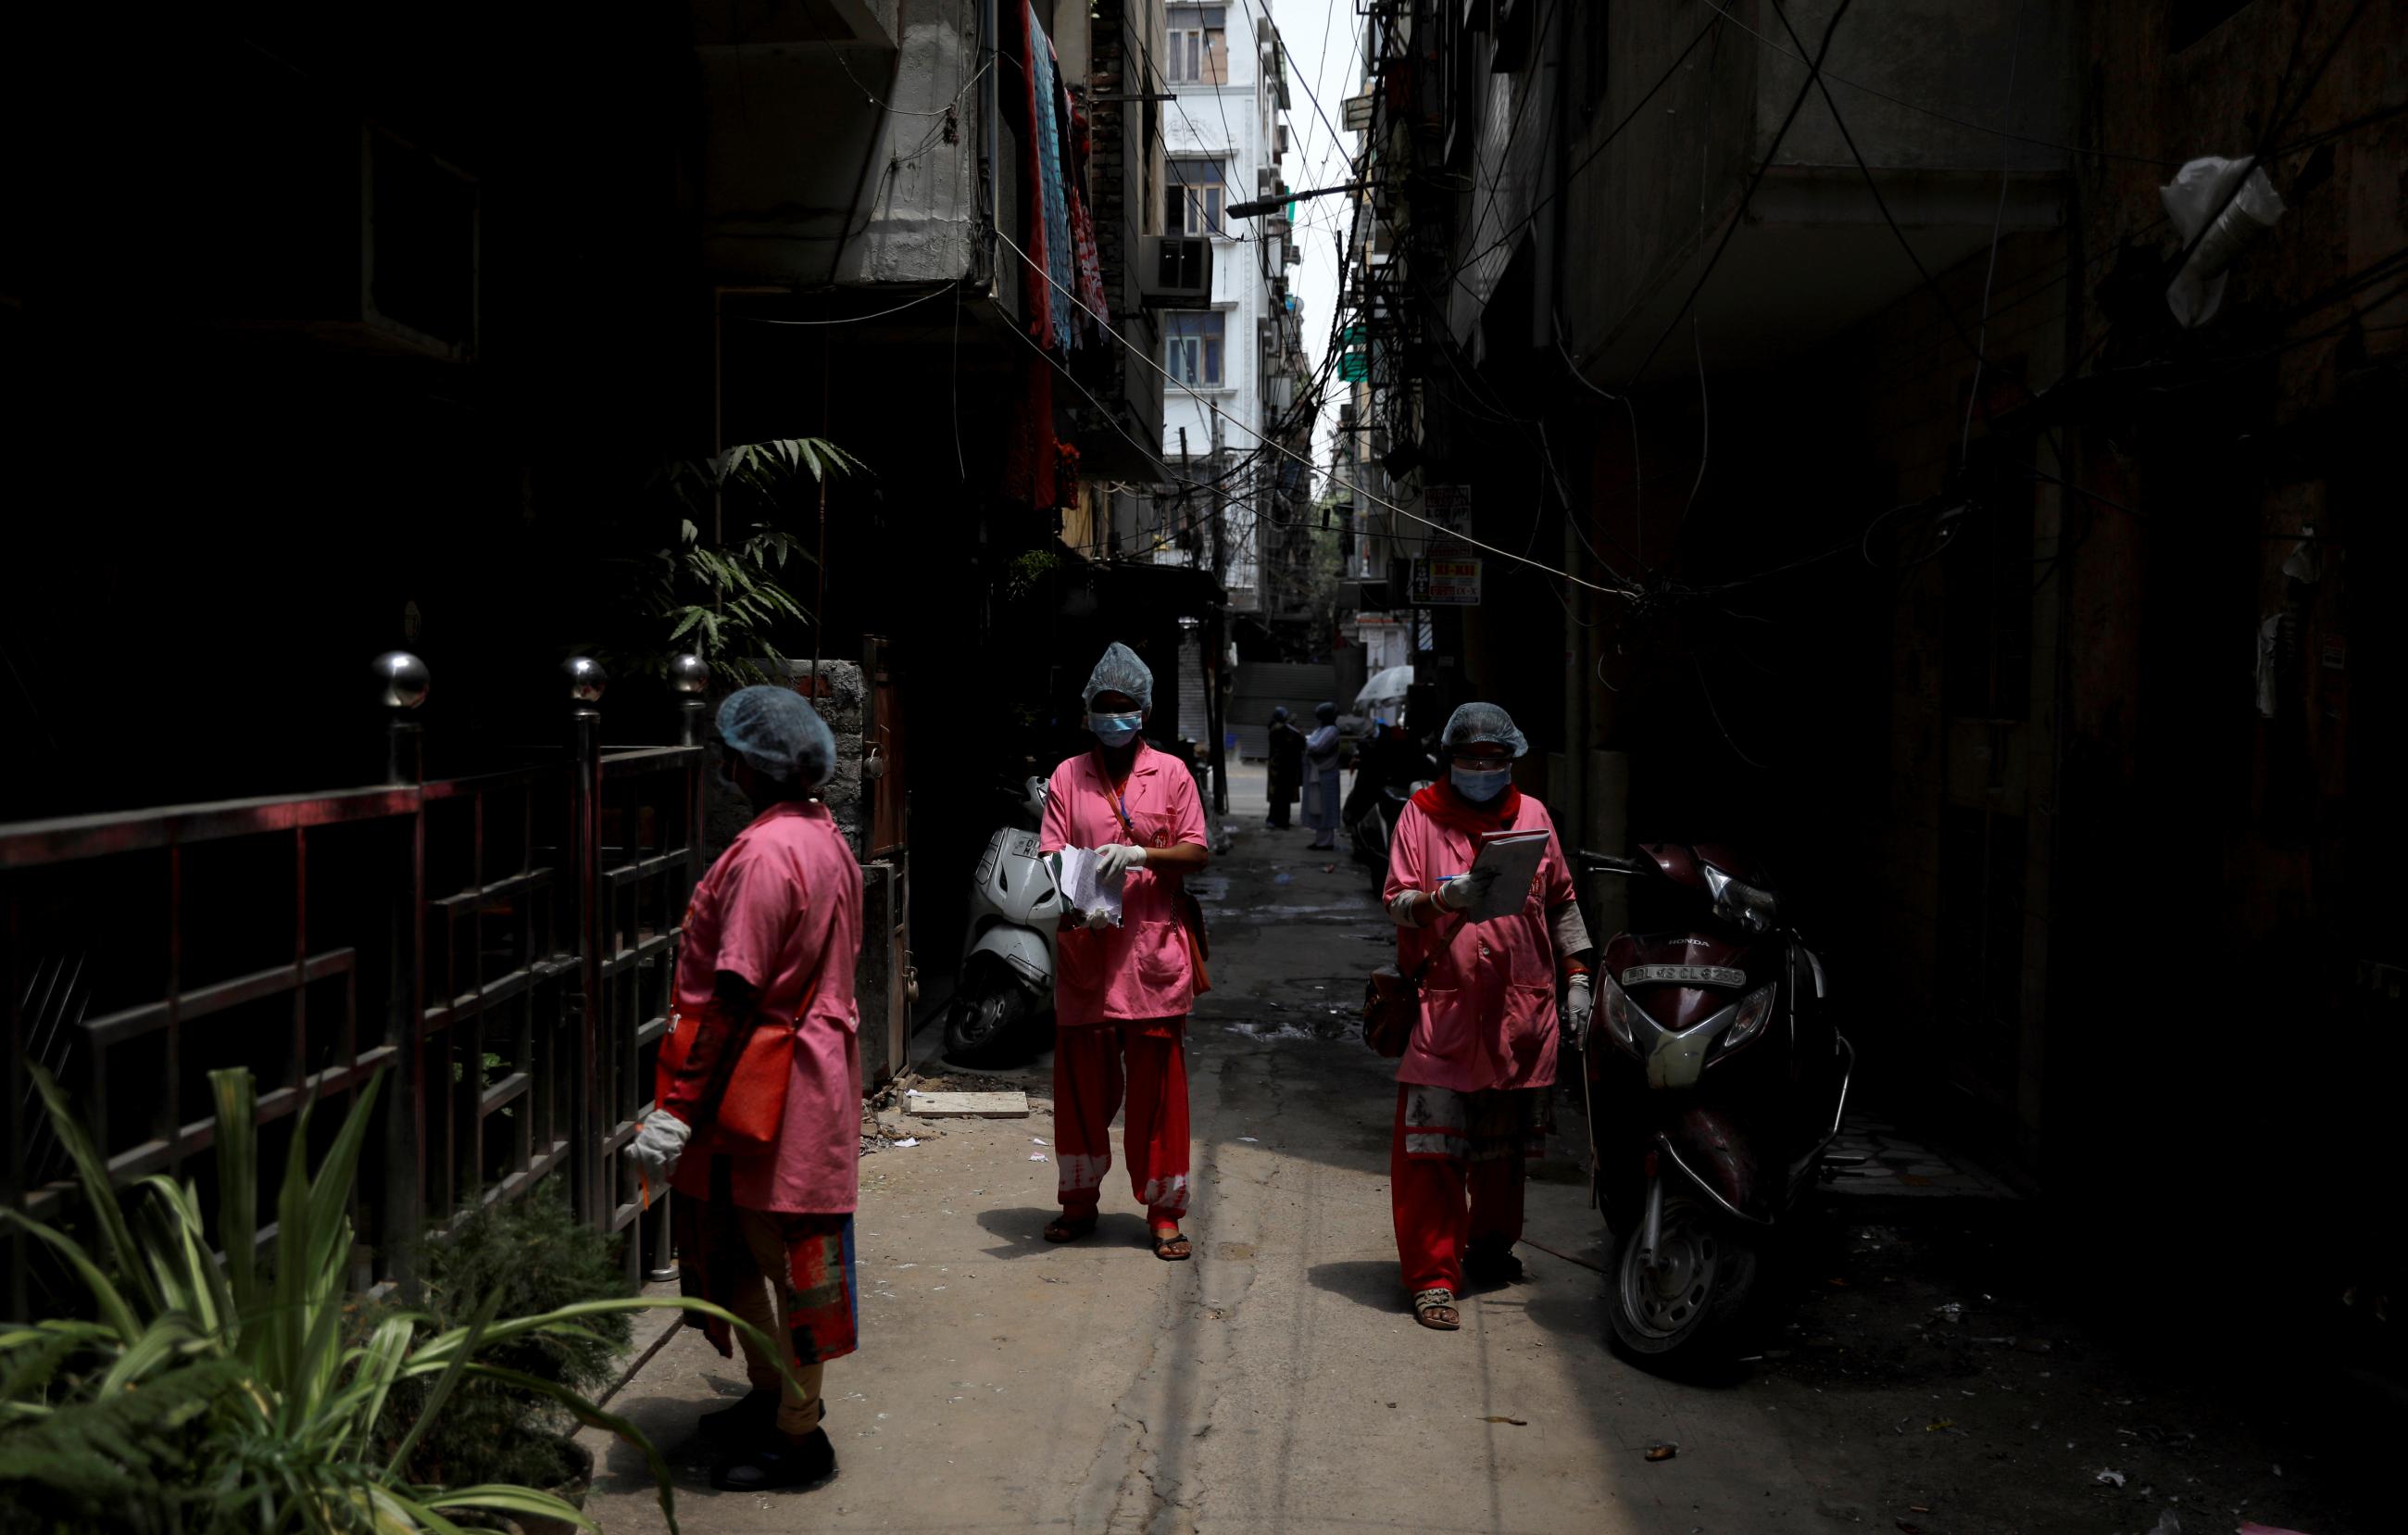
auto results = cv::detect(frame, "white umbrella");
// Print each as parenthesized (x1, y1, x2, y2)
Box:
(1355, 665, 1413, 711)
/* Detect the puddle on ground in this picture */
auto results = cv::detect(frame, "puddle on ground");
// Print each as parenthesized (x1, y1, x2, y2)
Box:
(1223, 1014, 1360, 1043)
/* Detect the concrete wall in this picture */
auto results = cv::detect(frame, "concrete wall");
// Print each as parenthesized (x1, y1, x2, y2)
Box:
(696, 0, 984, 286)
(1559, 0, 2067, 376)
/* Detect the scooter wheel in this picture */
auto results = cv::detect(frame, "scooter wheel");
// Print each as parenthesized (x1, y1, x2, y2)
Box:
(1607, 1192, 1760, 1364)
(942, 982, 1030, 1067)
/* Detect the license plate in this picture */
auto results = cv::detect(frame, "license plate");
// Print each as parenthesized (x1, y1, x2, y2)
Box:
(1619, 963, 1748, 988)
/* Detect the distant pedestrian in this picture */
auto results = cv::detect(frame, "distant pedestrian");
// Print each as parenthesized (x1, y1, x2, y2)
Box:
(1265, 706, 1305, 828)
(1303, 700, 1343, 850)
(1039, 643, 1211, 1260)
(1380, 702, 1595, 1331)
(629, 686, 861, 1491)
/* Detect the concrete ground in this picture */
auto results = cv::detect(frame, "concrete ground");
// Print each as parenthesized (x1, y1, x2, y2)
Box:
(580, 763, 2376, 1534)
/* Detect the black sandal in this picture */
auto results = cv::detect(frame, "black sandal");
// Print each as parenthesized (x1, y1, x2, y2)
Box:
(1413, 1288, 1461, 1330)
(1044, 1213, 1098, 1243)
(1151, 1229, 1193, 1261)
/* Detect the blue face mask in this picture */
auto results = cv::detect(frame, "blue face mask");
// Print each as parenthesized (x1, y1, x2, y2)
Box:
(1088, 711, 1143, 747)
(1451, 763, 1511, 802)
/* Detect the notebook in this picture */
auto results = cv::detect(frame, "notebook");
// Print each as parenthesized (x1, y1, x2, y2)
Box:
(1461, 829, 1550, 922)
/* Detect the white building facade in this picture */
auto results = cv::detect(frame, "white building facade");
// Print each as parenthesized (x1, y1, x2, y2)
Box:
(1152, 5, 1292, 613)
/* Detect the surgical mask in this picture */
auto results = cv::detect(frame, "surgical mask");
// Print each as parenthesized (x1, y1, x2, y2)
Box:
(1451, 763, 1511, 802)
(1088, 711, 1143, 747)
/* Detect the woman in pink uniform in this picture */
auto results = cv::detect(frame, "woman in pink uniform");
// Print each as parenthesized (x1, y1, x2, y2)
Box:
(628, 685, 861, 1492)
(1382, 702, 1594, 1331)
(1038, 642, 1210, 1260)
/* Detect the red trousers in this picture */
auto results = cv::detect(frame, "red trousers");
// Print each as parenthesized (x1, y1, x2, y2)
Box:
(1390, 1085, 1526, 1295)
(1053, 1019, 1190, 1229)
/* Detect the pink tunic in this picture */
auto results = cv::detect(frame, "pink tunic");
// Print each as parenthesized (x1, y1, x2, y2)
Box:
(1382, 795, 1576, 1093)
(669, 800, 863, 1214)
(1038, 741, 1209, 1025)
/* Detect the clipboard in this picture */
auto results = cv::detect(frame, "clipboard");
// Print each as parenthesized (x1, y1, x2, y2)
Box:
(1459, 829, 1549, 922)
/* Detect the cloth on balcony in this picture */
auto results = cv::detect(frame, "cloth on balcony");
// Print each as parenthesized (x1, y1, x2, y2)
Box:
(1067, 95, 1109, 334)
(1013, 2, 1107, 354)
(1025, 3, 1074, 354)
(1002, 353, 1057, 508)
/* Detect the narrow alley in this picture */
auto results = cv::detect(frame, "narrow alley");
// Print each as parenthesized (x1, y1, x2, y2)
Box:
(577, 768, 2363, 1535)
(4, 5, 2403, 1533)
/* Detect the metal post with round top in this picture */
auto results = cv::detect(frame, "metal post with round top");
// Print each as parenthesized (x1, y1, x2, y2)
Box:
(370, 650, 430, 1287)
(564, 657, 607, 1226)
(650, 653, 709, 1281)
(373, 649, 429, 786)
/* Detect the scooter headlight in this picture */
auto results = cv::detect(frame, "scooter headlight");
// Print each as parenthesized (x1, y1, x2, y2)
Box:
(1600, 974, 1641, 1054)
(1701, 865, 1779, 935)
(1720, 983, 1780, 1051)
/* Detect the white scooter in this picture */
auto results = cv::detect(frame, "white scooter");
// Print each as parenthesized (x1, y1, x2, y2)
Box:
(941, 776, 1064, 1065)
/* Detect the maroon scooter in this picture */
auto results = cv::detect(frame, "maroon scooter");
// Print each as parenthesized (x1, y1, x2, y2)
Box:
(1578, 844, 1853, 1362)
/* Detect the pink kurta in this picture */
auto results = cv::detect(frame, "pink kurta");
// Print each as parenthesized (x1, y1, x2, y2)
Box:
(1382, 795, 1576, 1093)
(1038, 741, 1209, 1025)
(668, 799, 863, 1214)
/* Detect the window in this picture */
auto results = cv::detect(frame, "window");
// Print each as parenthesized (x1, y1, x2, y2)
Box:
(1164, 311, 1225, 386)
(1167, 6, 1227, 85)
(1164, 157, 1225, 235)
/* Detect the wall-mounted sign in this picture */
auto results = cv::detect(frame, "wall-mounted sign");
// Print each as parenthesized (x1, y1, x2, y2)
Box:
(1409, 556, 1482, 606)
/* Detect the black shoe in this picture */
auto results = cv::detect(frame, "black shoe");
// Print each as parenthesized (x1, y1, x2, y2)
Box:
(696, 1387, 778, 1446)
(710, 1425, 837, 1492)
(1463, 1245, 1525, 1286)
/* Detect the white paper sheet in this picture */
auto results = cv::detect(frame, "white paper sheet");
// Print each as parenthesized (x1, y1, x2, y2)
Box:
(1056, 848, 1123, 925)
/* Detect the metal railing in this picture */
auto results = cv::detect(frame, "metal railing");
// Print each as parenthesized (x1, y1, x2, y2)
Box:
(2, 651, 713, 1312)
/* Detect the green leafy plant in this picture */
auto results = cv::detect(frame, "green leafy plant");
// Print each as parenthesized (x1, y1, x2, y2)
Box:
(0, 1068, 796, 1535)
(643, 437, 865, 686)
(371, 1182, 633, 1493)
(1002, 548, 1061, 603)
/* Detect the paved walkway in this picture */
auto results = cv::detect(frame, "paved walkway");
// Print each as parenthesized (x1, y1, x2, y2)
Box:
(580, 765, 1842, 1532)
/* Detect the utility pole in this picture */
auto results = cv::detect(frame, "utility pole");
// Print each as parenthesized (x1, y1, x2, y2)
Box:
(1177, 426, 1194, 559)
(1210, 410, 1228, 591)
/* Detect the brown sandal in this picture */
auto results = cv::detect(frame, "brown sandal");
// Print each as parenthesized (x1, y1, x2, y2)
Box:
(1151, 1230, 1193, 1261)
(1413, 1288, 1461, 1330)
(1044, 1213, 1098, 1243)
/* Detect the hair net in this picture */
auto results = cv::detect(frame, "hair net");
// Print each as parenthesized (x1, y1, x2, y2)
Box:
(1271, 706, 1289, 723)
(1083, 642, 1155, 711)
(1314, 700, 1337, 723)
(718, 685, 836, 789)
(1441, 701, 1528, 759)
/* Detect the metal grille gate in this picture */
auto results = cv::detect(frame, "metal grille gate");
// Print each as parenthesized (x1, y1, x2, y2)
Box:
(2, 658, 708, 1313)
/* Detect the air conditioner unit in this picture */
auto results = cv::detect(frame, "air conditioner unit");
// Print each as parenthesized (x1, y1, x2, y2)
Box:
(1141, 236, 1213, 307)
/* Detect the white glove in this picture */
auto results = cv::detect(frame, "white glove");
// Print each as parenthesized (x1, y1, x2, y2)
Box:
(629, 1108, 692, 1181)
(1435, 867, 1498, 913)
(1082, 906, 1116, 930)
(1095, 843, 1148, 878)
(1561, 975, 1594, 1051)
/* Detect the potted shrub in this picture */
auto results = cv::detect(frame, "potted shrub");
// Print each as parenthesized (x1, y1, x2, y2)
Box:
(374, 1185, 635, 1532)
(0, 1067, 796, 1534)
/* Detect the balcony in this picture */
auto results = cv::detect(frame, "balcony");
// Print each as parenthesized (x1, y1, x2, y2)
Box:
(1560, 0, 2069, 378)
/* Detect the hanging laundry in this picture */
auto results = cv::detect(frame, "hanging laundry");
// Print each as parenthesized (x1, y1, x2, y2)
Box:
(1067, 93, 1110, 337)
(1025, 4, 1075, 354)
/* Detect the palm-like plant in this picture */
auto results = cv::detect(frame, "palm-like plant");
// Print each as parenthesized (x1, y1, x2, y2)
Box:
(1, 1068, 790, 1534)
(646, 436, 865, 687)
